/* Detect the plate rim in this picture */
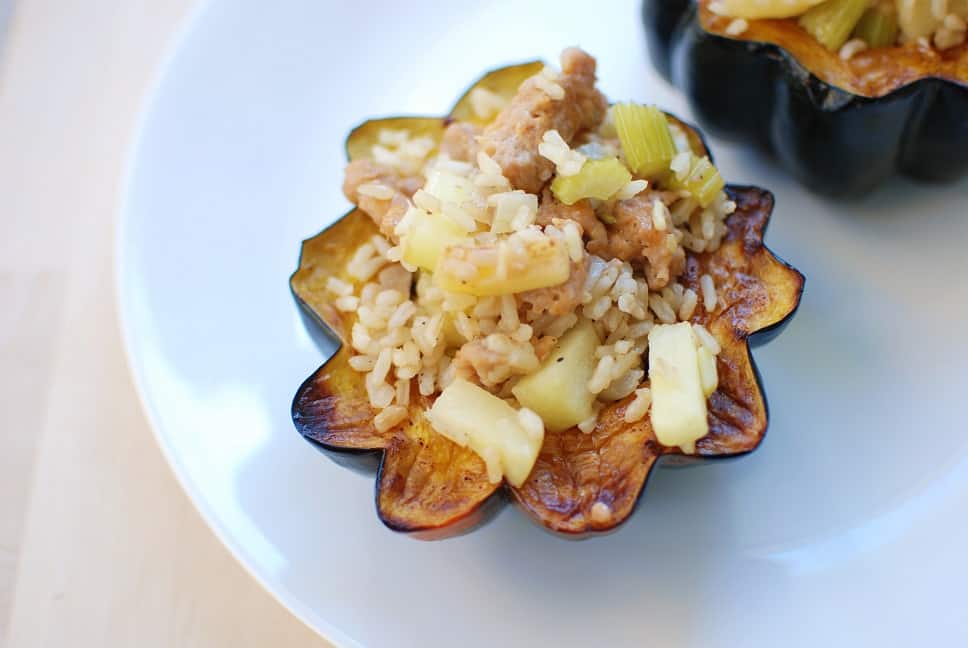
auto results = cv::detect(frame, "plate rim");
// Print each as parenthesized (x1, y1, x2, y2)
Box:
(113, 2, 355, 645)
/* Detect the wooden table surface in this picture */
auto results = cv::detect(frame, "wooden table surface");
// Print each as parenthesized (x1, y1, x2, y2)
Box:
(0, 1, 333, 645)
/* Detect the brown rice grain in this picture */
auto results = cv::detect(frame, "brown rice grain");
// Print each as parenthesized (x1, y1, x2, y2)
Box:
(357, 183, 395, 201)
(413, 189, 440, 213)
(725, 18, 749, 36)
(499, 295, 520, 331)
(600, 367, 644, 401)
(326, 276, 353, 297)
(374, 405, 408, 433)
(693, 323, 721, 355)
(679, 288, 698, 321)
(387, 300, 417, 329)
(371, 347, 393, 383)
(588, 355, 616, 394)
(590, 501, 612, 523)
(418, 369, 436, 396)
(349, 355, 376, 372)
(511, 324, 533, 343)
(395, 378, 411, 406)
(649, 294, 677, 324)
(577, 410, 599, 434)
(624, 387, 652, 423)
(652, 199, 669, 231)
(335, 295, 360, 312)
(700, 274, 717, 312)
(368, 382, 395, 409)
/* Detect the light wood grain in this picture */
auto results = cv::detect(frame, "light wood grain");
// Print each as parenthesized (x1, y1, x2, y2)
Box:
(0, 1, 333, 645)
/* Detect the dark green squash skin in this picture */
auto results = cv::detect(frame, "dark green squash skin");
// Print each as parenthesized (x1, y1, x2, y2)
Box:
(642, 0, 968, 197)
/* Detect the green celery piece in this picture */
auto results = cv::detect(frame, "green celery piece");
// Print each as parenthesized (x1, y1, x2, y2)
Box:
(613, 103, 677, 179)
(667, 154, 725, 208)
(799, 0, 869, 50)
(551, 158, 632, 205)
(853, 6, 899, 48)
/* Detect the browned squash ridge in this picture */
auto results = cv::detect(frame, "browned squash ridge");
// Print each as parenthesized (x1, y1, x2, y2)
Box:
(290, 61, 805, 539)
(697, 0, 968, 99)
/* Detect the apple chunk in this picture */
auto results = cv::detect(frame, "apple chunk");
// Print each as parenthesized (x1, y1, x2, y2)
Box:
(648, 323, 708, 453)
(427, 378, 544, 487)
(512, 319, 600, 432)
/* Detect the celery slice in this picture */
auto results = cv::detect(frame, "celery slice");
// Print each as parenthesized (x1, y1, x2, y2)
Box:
(799, 0, 869, 50)
(853, 6, 899, 48)
(613, 103, 677, 179)
(550, 158, 632, 205)
(667, 154, 726, 208)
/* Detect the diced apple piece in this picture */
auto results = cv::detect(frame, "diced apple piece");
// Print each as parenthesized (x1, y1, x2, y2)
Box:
(512, 319, 600, 432)
(401, 208, 469, 271)
(551, 158, 632, 205)
(434, 236, 571, 297)
(427, 379, 544, 487)
(648, 323, 708, 453)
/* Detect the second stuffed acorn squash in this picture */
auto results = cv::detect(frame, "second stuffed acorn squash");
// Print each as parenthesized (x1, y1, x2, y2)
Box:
(643, 0, 968, 196)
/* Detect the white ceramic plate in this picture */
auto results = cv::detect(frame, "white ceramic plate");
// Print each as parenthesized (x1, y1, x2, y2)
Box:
(118, 1, 968, 645)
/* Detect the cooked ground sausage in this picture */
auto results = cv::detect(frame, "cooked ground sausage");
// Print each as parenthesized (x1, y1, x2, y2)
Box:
(477, 48, 607, 194)
(342, 158, 422, 242)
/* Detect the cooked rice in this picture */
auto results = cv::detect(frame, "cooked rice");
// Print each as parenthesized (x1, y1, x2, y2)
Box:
(839, 38, 868, 61)
(693, 323, 721, 355)
(652, 199, 669, 231)
(332, 58, 730, 436)
(725, 18, 748, 36)
(534, 66, 565, 101)
(624, 387, 652, 423)
(374, 405, 408, 433)
(615, 179, 648, 200)
(679, 289, 698, 321)
(670, 152, 691, 179)
(334, 295, 360, 312)
(371, 133, 436, 176)
(538, 130, 586, 176)
(590, 501, 613, 524)
(326, 276, 353, 297)
(934, 25, 967, 49)
(700, 274, 717, 312)
(945, 13, 967, 31)
(577, 409, 600, 434)
(356, 182, 396, 200)
(469, 87, 508, 121)
(489, 191, 538, 233)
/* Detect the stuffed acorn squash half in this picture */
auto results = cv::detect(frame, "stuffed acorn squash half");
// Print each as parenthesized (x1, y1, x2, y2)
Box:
(291, 49, 804, 539)
(644, 0, 968, 196)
